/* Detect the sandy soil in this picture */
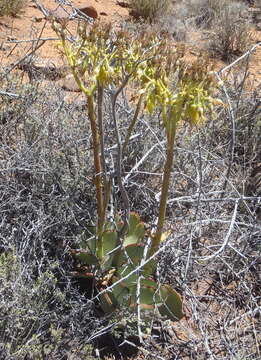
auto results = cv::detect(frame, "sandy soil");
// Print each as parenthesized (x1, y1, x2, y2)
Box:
(0, 0, 260, 90)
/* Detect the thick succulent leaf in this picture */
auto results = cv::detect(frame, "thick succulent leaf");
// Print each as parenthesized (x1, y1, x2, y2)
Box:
(129, 212, 140, 229)
(158, 284, 183, 321)
(117, 244, 145, 267)
(110, 278, 130, 306)
(124, 213, 145, 246)
(117, 244, 156, 278)
(102, 230, 118, 257)
(117, 264, 139, 288)
(79, 225, 97, 252)
(142, 258, 157, 277)
(129, 278, 160, 310)
(128, 279, 183, 322)
(86, 237, 97, 254)
(126, 244, 145, 265)
(100, 231, 118, 271)
(99, 280, 129, 314)
(70, 249, 98, 265)
(85, 225, 96, 237)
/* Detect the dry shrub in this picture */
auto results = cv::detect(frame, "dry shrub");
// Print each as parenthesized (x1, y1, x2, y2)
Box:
(174, 0, 252, 61)
(0, 77, 101, 359)
(183, 0, 227, 28)
(0, 0, 27, 16)
(128, 0, 172, 21)
(208, 2, 252, 61)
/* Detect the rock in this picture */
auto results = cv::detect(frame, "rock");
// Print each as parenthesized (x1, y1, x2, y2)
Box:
(7, 36, 17, 41)
(78, 6, 98, 20)
(116, 1, 131, 8)
(60, 74, 81, 92)
(32, 16, 43, 23)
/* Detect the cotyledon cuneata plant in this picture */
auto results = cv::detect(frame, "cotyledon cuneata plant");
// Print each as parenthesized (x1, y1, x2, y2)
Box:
(53, 21, 220, 322)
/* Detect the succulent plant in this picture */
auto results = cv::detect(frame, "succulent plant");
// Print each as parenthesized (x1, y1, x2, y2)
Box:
(53, 21, 219, 325)
(70, 213, 183, 321)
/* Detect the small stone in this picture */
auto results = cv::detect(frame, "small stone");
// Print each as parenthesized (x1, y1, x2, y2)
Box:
(79, 6, 98, 20)
(116, 1, 131, 8)
(32, 17, 43, 23)
(7, 36, 17, 41)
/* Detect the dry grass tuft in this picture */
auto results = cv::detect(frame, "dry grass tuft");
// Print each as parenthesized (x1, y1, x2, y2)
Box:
(0, 0, 27, 17)
(207, 2, 252, 61)
(128, 0, 172, 21)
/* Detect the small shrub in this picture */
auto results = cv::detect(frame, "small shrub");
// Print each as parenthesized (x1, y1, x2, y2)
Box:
(156, 16, 187, 41)
(128, 0, 172, 21)
(208, 3, 252, 61)
(0, 0, 27, 17)
(183, 0, 227, 28)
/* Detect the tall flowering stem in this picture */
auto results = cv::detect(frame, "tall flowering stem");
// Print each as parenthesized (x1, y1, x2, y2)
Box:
(151, 118, 177, 256)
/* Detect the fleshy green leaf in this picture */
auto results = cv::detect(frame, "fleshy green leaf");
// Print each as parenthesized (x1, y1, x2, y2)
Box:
(129, 278, 160, 310)
(142, 258, 157, 277)
(124, 213, 145, 246)
(111, 278, 130, 306)
(70, 249, 98, 266)
(99, 279, 129, 314)
(117, 244, 145, 267)
(129, 212, 141, 229)
(79, 225, 96, 252)
(158, 284, 184, 321)
(100, 231, 118, 271)
(118, 264, 139, 288)
(127, 279, 183, 321)
(102, 231, 118, 257)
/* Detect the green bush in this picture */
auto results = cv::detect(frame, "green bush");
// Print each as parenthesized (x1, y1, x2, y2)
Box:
(0, 0, 27, 17)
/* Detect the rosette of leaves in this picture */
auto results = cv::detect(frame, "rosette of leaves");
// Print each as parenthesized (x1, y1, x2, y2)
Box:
(70, 213, 183, 322)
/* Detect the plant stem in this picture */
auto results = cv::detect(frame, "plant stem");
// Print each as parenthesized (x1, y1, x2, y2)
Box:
(97, 82, 108, 204)
(149, 121, 177, 257)
(87, 95, 104, 260)
(122, 93, 144, 155)
(111, 77, 131, 239)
